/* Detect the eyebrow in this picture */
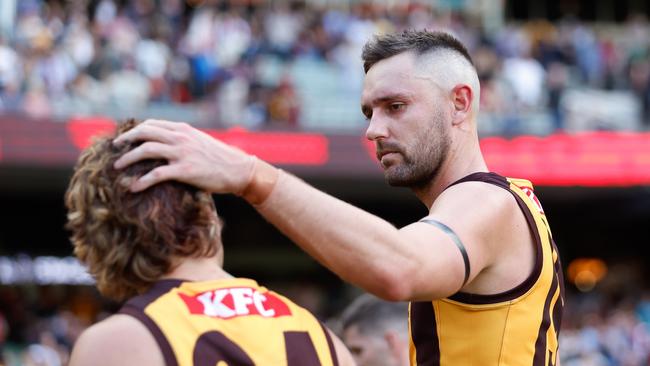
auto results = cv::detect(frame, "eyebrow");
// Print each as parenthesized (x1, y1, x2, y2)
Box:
(361, 92, 414, 112)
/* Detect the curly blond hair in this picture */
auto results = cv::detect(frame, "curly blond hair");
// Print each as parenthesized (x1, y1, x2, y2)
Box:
(65, 119, 221, 301)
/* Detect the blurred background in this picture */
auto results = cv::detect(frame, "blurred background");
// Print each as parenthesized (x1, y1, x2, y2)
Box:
(0, 0, 650, 365)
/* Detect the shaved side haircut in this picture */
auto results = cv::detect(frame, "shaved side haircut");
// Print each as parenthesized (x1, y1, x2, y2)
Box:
(362, 30, 481, 113)
(362, 30, 473, 73)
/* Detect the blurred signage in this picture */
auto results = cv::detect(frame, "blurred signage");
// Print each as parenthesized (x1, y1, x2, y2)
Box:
(0, 255, 93, 285)
(63, 118, 329, 166)
(1, 115, 650, 187)
(67, 116, 117, 149)
(207, 128, 329, 165)
(481, 133, 650, 186)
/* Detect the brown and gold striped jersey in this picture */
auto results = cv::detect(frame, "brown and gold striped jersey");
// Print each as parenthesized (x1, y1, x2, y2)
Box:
(120, 278, 339, 366)
(409, 172, 564, 366)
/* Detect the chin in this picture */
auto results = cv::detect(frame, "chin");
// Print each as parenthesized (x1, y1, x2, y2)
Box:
(384, 172, 413, 187)
(385, 167, 435, 188)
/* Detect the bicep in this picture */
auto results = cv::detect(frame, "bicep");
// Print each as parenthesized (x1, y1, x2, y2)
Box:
(397, 211, 497, 300)
(397, 222, 473, 300)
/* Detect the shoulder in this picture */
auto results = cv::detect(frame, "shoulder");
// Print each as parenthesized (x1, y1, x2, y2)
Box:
(430, 180, 519, 237)
(69, 314, 165, 366)
(435, 179, 514, 214)
(427, 179, 528, 265)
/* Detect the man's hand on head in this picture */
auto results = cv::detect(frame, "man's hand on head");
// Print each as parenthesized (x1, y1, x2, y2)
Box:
(113, 119, 256, 194)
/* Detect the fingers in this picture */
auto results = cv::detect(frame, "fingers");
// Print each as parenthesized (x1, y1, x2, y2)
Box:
(114, 141, 174, 169)
(142, 119, 188, 131)
(113, 119, 184, 146)
(129, 164, 181, 192)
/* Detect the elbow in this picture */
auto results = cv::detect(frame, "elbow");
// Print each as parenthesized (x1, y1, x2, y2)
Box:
(372, 265, 414, 302)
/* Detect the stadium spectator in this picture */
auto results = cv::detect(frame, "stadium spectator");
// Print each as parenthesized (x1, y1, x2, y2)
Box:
(1, 1, 649, 132)
(339, 295, 409, 366)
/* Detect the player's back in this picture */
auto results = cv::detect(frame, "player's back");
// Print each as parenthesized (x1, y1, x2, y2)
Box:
(120, 277, 340, 366)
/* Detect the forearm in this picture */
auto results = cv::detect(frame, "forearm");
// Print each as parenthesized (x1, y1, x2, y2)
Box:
(254, 171, 412, 299)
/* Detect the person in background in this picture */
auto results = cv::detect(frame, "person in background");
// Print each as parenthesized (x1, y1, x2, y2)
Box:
(339, 295, 408, 366)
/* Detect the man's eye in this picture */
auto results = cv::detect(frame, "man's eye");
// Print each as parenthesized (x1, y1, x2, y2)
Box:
(389, 103, 405, 112)
(349, 347, 363, 356)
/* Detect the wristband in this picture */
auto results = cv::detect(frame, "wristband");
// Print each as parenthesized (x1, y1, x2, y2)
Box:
(239, 158, 280, 205)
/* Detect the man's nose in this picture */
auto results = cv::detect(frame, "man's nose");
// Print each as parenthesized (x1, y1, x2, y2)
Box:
(365, 115, 389, 141)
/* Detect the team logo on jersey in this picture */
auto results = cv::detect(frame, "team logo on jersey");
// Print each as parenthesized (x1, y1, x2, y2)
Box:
(179, 287, 292, 319)
(517, 185, 545, 215)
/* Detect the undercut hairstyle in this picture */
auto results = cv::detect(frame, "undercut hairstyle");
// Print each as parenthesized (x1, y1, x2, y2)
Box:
(362, 29, 473, 73)
(65, 119, 221, 302)
(341, 294, 408, 336)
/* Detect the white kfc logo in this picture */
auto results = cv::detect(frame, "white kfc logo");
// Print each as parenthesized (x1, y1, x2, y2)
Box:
(195, 287, 276, 318)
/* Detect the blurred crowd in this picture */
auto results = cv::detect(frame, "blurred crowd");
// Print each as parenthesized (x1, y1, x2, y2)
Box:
(561, 293, 650, 366)
(0, 286, 107, 366)
(0, 0, 649, 133)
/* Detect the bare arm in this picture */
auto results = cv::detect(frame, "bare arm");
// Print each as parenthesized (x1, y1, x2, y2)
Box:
(255, 172, 504, 300)
(69, 315, 164, 366)
(256, 174, 486, 300)
(114, 120, 514, 301)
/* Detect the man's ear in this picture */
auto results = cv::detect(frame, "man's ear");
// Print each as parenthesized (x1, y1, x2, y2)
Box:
(384, 331, 408, 363)
(450, 84, 473, 126)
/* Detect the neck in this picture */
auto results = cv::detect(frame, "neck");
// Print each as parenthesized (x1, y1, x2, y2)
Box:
(161, 254, 233, 282)
(412, 135, 488, 209)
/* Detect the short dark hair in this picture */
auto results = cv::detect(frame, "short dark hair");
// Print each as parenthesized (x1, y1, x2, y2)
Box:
(65, 119, 221, 301)
(361, 29, 473, 73)
(341, 295, 408, 335)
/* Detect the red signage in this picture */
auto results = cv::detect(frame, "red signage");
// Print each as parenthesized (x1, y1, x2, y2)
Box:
(65, 118, 329, 166)
(1, 115, 649, 187)
(481, 132, 650, 187)
(67, 116, 117, 150)
(207, 127, 329, 165)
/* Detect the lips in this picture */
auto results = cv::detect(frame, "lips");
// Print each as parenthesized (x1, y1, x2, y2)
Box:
(377, 151, 397, 159)
(376, 150, 401, 165)
(375, 141, 403, 162)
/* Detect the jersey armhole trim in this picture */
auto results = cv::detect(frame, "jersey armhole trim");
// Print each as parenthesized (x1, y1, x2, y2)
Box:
(119, 305, 178, 366)
(319, 322, 339, 366)
(419, 218, 471, 287)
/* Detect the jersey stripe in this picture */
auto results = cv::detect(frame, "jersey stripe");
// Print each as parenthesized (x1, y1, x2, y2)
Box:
(532, 272, 559, 366)
(410, 301, 440, 366)
(320, 322, 339, 366)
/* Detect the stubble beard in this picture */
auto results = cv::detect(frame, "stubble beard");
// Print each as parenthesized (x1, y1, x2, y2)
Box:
(383, 117, 450, 190)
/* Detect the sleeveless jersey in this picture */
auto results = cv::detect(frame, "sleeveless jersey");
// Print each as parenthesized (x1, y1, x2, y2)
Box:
(119, 277, 339, 366)
(409, 172, 564, 366)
